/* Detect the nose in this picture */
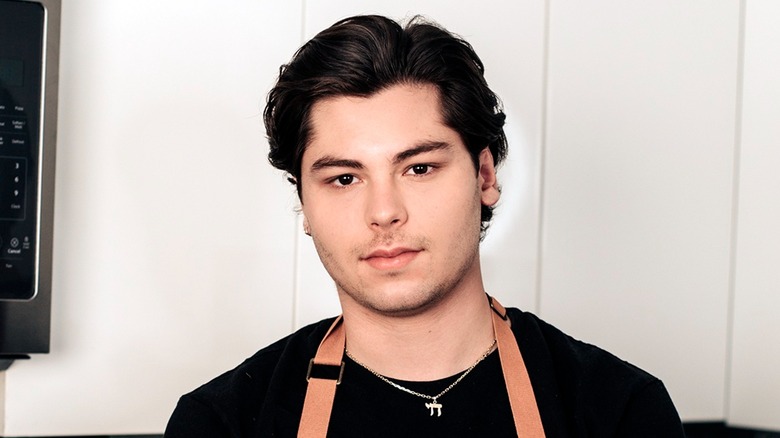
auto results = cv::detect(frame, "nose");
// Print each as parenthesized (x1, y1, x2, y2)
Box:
(365, 178, 408, 230)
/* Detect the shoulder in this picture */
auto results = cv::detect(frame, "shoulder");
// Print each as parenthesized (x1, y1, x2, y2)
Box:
(164, 317, 337, 437)
(507, 308, 654, 391)
(185, 316, 335, 408)
(506, 308, 684, 436)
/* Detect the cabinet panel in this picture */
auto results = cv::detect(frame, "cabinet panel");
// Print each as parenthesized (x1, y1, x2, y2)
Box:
(541, 1, 739, 420)
(728, 0, 780, 430)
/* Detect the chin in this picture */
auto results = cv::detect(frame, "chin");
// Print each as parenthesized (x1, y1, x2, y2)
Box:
(344, 283, 449, 317)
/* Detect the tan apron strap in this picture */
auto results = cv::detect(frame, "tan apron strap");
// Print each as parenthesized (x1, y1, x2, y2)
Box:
(297, 297, 545, 437)
(489, 296, 546, 437)
(298, 316, 345, 437)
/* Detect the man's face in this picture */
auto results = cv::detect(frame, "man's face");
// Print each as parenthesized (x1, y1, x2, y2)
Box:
(300, 83, 500, 317)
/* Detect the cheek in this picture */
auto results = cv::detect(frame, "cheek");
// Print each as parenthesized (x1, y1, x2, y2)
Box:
(304, 197, 362, 245)
(414, 181, 482, 232)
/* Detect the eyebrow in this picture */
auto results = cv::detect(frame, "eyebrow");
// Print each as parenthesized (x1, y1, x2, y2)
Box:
(309, 141, 453, 173)
(392, 141, 452, 164)
(310, 157, 364, 172)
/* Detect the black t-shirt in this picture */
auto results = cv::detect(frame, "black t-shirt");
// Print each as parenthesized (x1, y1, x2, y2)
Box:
(164, 308, 685, 437)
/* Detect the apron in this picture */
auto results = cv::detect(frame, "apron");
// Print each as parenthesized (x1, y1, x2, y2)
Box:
(298, 295, 545, 437)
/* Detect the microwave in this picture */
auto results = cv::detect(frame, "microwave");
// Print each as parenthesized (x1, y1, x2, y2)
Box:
(0, 0, 59, 362)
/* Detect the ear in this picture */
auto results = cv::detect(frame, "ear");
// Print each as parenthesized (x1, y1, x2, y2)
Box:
(302, 216, 311, 236)
(478, 147, 500, 207)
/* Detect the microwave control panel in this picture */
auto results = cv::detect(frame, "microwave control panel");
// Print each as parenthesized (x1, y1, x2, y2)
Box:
(0, 0, 45, 300)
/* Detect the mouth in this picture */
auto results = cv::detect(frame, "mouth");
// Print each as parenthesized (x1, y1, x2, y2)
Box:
(361, 247, 421, 271)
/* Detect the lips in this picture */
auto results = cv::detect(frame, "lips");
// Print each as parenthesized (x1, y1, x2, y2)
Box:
(362, 247, 421, 270)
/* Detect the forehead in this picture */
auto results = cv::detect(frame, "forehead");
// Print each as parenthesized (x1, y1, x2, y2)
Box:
(305, 83, 461, 161)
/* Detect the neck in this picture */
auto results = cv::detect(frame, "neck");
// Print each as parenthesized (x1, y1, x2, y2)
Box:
(339, 276, 495, 381)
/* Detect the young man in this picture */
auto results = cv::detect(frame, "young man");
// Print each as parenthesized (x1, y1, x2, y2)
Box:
(165, 15, 685, 437)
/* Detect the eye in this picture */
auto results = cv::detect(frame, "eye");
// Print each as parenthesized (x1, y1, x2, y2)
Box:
(333, 174, 356, 186)
(407, 164, 432, 176)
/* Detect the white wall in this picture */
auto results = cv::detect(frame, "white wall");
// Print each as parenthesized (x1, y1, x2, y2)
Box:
(1, 0, 778, 435)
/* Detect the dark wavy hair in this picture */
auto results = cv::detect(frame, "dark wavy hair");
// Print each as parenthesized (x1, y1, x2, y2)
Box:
(265, 15, 507, 234)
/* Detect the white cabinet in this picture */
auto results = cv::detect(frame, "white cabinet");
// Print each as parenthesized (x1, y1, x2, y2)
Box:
(540, 1, 740, 421)
(729, 0, 780, 430)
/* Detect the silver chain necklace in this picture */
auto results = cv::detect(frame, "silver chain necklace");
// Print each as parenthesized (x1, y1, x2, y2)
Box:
(345, 339, 497, 417)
